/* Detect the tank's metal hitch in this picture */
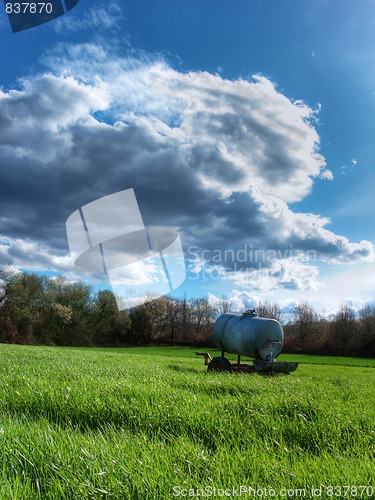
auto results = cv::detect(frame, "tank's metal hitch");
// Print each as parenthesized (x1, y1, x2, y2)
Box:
(195, 352, 212, 366)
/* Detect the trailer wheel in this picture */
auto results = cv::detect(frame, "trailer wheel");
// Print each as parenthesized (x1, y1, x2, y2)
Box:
(207, 357, 232, 373)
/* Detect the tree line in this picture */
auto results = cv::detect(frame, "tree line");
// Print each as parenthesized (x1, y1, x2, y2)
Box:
(1, 268, 374, 357)
(0, 269, 218, 347)
(257, 300, 375, 357)
(283, 302, 375, 357)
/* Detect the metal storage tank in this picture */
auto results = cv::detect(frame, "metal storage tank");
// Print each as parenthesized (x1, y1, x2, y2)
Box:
(212, 310, 284, 361)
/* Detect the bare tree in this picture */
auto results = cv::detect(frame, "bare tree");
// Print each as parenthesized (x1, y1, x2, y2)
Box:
(257, 301, 283, 323)
(332, 303, 360, 354)
(191, 297, 216, 342)
(358, 304, 375, 355)
(293, 302, 318, 340)
(165, 297, 181, 345)
(180, 294, 187, 341)
(216, 294, 231, 316)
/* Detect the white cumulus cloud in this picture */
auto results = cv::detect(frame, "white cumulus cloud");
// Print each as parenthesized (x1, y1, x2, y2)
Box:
(0, 43, 372, 298)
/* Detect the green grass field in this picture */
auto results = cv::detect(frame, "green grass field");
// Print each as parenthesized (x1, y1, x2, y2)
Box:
(0, 345, 374, 499)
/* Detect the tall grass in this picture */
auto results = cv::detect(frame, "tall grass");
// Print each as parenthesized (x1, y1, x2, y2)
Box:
(0, 345, 374, 499)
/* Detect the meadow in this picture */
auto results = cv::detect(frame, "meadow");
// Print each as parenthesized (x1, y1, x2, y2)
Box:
(0, 345, 374, 499)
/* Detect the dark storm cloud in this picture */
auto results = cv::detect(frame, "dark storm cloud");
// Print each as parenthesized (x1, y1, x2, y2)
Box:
(0, 48, 372, 291)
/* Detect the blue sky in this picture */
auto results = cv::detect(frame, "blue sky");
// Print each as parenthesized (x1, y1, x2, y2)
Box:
(1, 0, 375, 315)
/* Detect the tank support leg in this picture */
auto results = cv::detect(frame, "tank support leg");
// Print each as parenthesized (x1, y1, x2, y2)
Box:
(237, 354, 241, 366)
(221, 347, 225, 358)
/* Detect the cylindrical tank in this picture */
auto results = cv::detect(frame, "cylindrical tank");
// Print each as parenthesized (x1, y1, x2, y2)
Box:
(212, 310, 284, 361)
